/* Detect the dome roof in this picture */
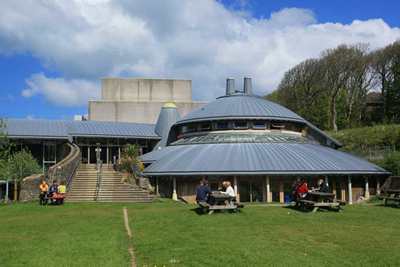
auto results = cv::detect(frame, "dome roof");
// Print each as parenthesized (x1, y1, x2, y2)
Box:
(176, 93, 304, 124)
(163, 102, 177, 108)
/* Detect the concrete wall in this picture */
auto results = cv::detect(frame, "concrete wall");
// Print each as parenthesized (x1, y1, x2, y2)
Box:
(101, 78, 192, 102)
(89, 101, 207, 124)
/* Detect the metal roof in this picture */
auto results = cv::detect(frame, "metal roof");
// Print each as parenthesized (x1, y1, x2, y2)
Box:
(177, 94, 304, 124)
(174, 94, 342, 147)
(141, 143, 389, 176)
(154, 106, 181, 149)
(5, 119, 160, 141)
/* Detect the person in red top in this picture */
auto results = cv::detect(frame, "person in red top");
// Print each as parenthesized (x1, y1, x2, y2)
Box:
(296, 181, 309, 200)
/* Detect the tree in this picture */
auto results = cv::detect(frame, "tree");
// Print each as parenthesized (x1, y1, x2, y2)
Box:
(0, 116, 12, 182)
(8, 148, 42, 183)
(320, 43, 370, 131)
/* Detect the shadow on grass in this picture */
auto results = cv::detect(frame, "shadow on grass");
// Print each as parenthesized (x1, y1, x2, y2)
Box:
(284, 205, 341, 213)
(190, 207, 244, 215)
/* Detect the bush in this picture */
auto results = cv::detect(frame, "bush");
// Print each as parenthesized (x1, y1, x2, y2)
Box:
(382, 151, 400, 176)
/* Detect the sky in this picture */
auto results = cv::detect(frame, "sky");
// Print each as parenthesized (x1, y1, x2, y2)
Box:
(0, 0, 400, 120)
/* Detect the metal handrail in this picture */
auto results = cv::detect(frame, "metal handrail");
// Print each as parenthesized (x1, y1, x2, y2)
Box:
(66, 158, 80, 188)
(95, 160, 103, 202)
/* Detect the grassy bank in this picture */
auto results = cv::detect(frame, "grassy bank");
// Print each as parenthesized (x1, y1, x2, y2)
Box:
(1, 201, 400, 267)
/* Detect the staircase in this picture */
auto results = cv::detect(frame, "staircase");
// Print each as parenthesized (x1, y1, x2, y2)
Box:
(67, 164, 154, 202)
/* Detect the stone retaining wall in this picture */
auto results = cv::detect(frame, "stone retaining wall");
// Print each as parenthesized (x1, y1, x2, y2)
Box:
(20, 174, 46, 202)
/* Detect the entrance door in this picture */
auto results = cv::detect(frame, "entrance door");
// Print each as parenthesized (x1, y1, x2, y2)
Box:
(239, 181, 250, 202)
(43, 143, 56, 171)
(251, 181, 263, 202)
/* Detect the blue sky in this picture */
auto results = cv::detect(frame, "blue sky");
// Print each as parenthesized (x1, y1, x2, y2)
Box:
(0, 0, 399, 120)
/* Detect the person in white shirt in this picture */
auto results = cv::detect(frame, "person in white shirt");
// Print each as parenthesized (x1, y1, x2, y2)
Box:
(219, 181, 235, 197)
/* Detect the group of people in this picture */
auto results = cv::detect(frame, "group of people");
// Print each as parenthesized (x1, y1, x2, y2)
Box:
(292, 178, 331, 201)
(196, 180, 236, 203)
(39, 180, 67, 205)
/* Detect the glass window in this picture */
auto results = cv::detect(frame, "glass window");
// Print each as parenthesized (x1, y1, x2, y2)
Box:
(271, 182, 280, 202)
(188, 125, 197, 132)
(253, 121, 266, 130)
(239, 181, 250, 202)
(252, 181, 263, 202)
(271, 122, 284, 131)
(181, 126, 187, 133)
(283, 182, 292, 203)
(216, 122, 229, 130)
(335, 181, 342, 200)
(201, 123, 212, 131)
(234, 122, 248, 130)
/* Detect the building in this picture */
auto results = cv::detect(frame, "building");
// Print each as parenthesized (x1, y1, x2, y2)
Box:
(89, 78, 208, 124)
(140, 77, 390, 204)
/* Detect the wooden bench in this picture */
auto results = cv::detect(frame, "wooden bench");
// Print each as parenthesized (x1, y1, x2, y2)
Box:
(379, 190, 400, 206)
(295, 192, 343, 212)
(198, 201, 211, 213)
(233, 202, 245, 209)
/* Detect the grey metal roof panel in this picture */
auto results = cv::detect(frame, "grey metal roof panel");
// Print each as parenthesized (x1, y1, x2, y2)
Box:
(5, 119, 160, 140)
(177, 94, 304, 124)
(142, 143, 389, 176)
(154, 107, 181, 148)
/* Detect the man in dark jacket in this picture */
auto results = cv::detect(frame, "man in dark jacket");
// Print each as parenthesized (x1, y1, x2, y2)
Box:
(49, 180, 58, 204)
(196, 181, 212, 203)
(315, 179, 331, 193)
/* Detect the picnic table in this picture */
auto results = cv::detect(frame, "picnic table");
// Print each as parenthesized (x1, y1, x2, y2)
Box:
(197, 193, 244, 215)
(295, 192, 344, 212)
(378, 189, 400, 206)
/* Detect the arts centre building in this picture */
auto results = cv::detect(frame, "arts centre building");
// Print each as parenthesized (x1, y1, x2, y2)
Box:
(1, 77, 389, 203)
(140, 77, 389, 204)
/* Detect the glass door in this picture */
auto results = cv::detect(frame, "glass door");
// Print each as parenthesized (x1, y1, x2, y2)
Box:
(43, 143, 57, 171)
(251, 181, 263, 202)
(239, 181, 250, 202)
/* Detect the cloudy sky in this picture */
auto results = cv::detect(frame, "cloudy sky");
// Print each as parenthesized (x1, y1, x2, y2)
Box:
(1, 0, 400, 120)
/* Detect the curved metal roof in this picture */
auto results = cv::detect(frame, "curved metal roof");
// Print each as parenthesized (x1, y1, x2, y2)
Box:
(6, 119, 160, 141)
(154, 106, 181, 149)
(177, 94, 304, 124)
(173, 93, 342, 147)
(141, 143, 389, 176)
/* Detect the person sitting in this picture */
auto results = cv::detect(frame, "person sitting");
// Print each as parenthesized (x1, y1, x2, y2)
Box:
(313, 179, 331, 193)
(196, 180, 212, 203)
(291, 180, 300, 201)
(296, 181, 309, 200)
(56, 181, 67, 205)
(39, 180, 49, 205)
(49, 180, 58, 204)
(219, 181, 235, 200)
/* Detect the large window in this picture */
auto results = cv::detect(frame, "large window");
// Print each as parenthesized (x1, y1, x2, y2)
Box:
(201, 123, 212, 131)
(253, 121, 266, 130)
(271, 122, 285, 131)
(234, 121, 248, 130)
(216, 122, 229, 130)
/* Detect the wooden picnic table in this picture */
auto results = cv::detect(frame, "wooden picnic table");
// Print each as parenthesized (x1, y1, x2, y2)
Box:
(197, 193, 244, 215)
(378, 189, 400, 206)
(295, 192, 343, 212)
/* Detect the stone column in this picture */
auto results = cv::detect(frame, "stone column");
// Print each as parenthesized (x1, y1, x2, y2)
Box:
(234, 176, 238, 197)
(376, 177, 381, 194)
(365, 176, 370, 199)
(266, 176, 271, 202)
(348, 175, 353, 204)
(172, 177, 178, 201)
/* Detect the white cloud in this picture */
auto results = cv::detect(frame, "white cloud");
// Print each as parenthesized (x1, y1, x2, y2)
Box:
(26, 114, 35, 120)
(1, 0, 400, 104)
(7, 94, 14, 100)
(22, 73, 100, 107)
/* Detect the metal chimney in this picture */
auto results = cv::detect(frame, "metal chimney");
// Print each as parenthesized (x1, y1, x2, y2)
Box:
(244, 76, 252, 94)
(226, 77, 235, 95)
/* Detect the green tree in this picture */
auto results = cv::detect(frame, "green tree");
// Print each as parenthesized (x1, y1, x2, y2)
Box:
(383, 151, 400, 176)
(0, 116, 12, 181)
(8, 148, 42, 183)
(120, 144, 144, 176)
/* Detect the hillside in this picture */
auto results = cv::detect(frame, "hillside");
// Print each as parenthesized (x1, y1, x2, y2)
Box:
(327, 124, 400, 150)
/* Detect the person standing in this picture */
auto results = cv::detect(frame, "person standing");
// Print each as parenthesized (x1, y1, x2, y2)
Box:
(39, 180, 49, 205)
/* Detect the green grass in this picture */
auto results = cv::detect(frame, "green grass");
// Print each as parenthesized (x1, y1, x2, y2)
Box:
(1, 201, 400, 267)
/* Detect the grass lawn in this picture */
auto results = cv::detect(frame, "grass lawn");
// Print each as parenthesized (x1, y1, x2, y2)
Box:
(1, 200, 400, 267)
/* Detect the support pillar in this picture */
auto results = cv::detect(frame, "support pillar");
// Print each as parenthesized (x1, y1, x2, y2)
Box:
(266, 176, 271, 202)
(202, 176, 206, 183)
(156, 177, 159, 195)
(5, 179, 9, 198)
(365, 176, 370, 199)
(172, 177, 177, 201)
(376, 177, 381, 195)
(118, 147, 121, 164)
(348, 175, 353, 204)
(233, 176, 238, 197)
(325, 175, 329, 184)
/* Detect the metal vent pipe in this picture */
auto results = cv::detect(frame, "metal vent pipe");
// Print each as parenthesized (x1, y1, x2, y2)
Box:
(244, 76, 252, 94)
(226, 77, 235, 95)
